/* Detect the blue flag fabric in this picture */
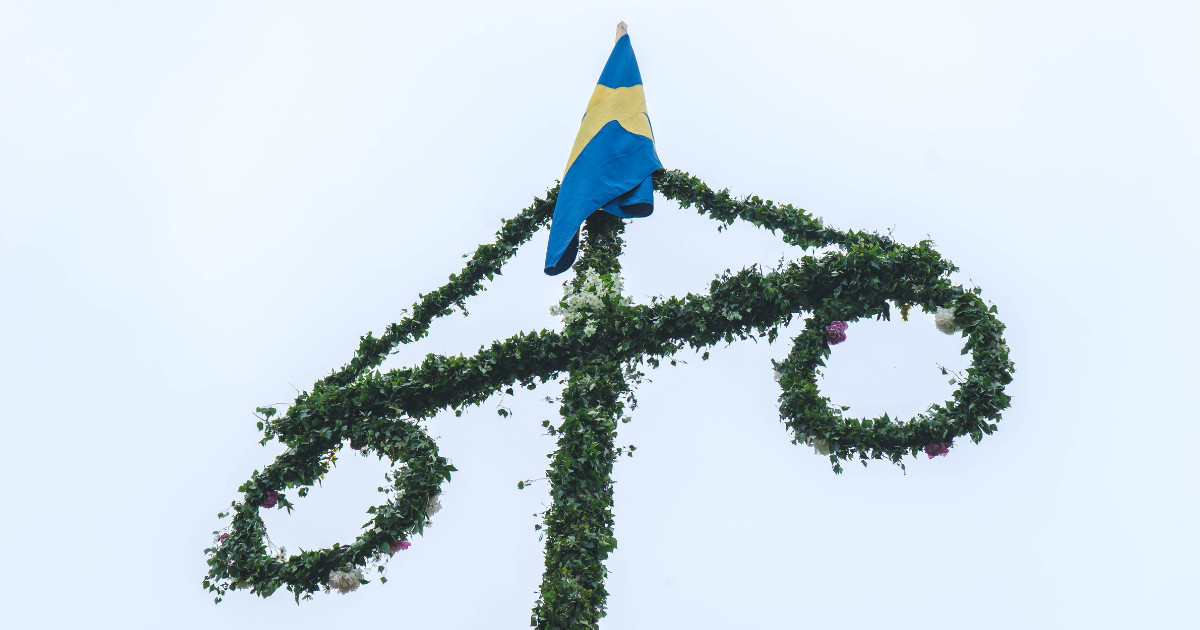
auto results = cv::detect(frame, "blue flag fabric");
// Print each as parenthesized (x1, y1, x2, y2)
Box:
(544, 34, 662, 275)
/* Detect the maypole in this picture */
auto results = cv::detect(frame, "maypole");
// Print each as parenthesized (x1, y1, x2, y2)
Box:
(533, 210, 627, 628)
(203, 20, 1015, 630)
(534, 23, 647, 626)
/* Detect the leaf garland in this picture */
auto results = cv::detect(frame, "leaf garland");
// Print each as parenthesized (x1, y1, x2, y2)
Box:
(205, 169, 1015, 612)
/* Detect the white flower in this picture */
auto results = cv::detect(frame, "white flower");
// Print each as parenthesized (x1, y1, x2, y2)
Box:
(773, 368, 783, 383)
(327, 565, 365, 594)
(801, 434, 831, 455)
(426, 494, 443, 518)
(549, 269, 631, 326)
(934, 307, 959, 335)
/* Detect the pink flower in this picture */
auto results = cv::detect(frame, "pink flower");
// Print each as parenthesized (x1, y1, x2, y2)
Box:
(219, 533, 229, 541)
(925, 441, 950, 458)
(390, 540, 411, 554)
(260, 490, 279, 509)
(825, 321, 848, 345)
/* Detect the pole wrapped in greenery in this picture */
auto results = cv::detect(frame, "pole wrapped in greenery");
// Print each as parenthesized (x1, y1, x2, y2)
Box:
(204, 170, 1015, 626)
(532, 210, 629, 628)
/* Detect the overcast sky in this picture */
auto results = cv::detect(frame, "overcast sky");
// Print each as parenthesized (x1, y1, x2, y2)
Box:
(2, 2, 1197, 628)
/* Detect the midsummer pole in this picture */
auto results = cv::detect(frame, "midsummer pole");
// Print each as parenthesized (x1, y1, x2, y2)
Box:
(531, 22, 633, 629)
(532, 211, 627, 629)
(204, 19, 1015, 630)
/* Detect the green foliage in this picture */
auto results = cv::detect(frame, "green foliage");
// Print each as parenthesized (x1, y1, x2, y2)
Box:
(532, 211, 629, 629)
(205, 170, 1014, 626)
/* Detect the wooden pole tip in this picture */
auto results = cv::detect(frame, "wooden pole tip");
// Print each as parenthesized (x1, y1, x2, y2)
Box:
(615, 21, 628, 42)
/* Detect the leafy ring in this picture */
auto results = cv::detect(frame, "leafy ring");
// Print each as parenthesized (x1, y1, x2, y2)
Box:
(776, 284, 1012, 472)
(205, 413, 451, 599)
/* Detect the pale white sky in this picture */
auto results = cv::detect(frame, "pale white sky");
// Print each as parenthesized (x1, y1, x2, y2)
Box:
(2, 2, 1197, 628)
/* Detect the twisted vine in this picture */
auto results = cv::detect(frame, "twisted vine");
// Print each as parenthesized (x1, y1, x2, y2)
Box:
(204, 169, 1015, 626)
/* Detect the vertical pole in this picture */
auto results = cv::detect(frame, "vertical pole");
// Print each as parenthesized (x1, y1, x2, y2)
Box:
(532, 210, 628, 629)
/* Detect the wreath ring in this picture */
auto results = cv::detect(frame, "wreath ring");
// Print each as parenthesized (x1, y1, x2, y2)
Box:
(776, 283, 1012, 473)
(204, 413, 452, 599)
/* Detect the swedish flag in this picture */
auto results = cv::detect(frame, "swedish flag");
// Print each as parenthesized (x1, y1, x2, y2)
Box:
(544, 28, 662, 275)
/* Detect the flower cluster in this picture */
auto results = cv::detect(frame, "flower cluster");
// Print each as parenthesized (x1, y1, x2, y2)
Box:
(825, 320, 848, 345)
(259, 490, 279, 509)
(934, 307, 960, 335)
(426, 493, 442, 519)
(390, 540, 411, 554)
(326, 565, 365, 594)
(549, 269, 631, 335)
(924, 441, 950, 458)
(795, 431, 833, 455)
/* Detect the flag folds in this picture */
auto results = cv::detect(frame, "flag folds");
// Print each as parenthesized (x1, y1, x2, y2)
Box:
(544, 33, 662, 275)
